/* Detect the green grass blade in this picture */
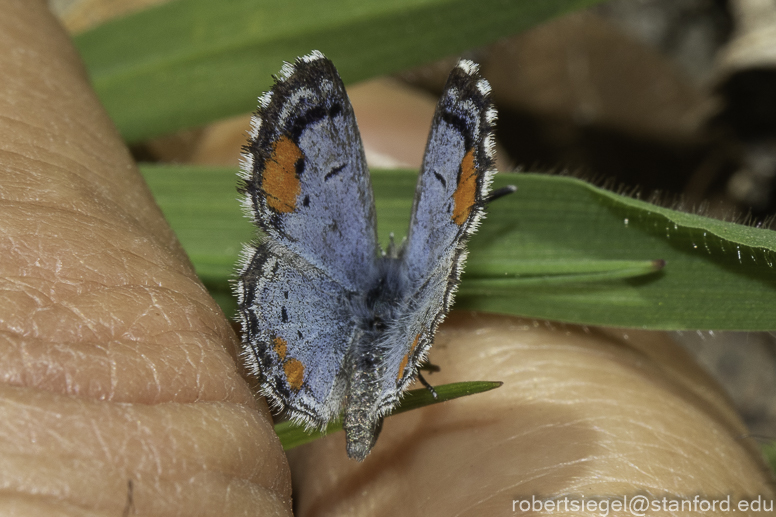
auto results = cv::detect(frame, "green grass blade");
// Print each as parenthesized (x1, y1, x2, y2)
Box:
(466, 258, 666, 278)
(73, 0, 604, 142)
(462, 173, 776, 330)
(275, 381, 502, 451)
(139, 165, 776, 330)
(464, 259, 666, 289)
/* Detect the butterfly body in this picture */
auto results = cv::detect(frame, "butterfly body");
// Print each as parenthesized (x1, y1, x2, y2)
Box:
(236, 51, 496, 460)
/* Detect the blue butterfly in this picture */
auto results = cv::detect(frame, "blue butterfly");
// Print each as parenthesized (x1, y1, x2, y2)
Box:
(236, 51, 502, 460)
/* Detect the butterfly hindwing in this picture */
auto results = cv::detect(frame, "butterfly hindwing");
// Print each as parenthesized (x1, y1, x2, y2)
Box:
(237, 242, 353, 426)
(240, 51, 379, 292)
(375, 272, 445, 409)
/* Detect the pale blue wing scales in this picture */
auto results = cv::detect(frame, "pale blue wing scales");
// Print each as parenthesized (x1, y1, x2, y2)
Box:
(381, 60, 497, 404)
(377, 265, 452, 408)
(401, 59, 496, 294)
(236, 242, 355, 426)
(240, 51, 378, 292)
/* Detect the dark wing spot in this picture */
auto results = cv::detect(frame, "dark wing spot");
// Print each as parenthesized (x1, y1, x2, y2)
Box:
(289, 105, 328, 141)
(297, 330, 303, 339)
(302, 195, 310, 207)
(433, 171, 447, 188)
(324, 164, 346, 181)
(441, 111, 475, 149)
(284, 291, 289, 299)
(274, 375, 291, 397)
(281, 307, 288, 323)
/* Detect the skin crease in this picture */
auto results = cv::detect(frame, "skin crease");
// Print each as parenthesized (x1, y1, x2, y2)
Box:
(0, 1, 773, 516)
(0, 1, 291, 515)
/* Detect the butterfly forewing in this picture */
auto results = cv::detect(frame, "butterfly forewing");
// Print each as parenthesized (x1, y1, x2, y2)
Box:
(240, 51, 379, 292)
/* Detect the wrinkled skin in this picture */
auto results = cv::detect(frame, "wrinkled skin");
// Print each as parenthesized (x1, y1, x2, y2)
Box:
(0, 2, 772, 516)
(0, 1, 290, 515)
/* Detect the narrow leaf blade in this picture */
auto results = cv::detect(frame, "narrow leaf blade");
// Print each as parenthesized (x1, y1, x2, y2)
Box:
(274, 381, 502, 450)
(139, 165, 776, 330)
(74, 0, 605, 142)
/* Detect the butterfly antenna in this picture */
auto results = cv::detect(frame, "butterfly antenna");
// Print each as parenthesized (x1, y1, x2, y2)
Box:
(485, 185, 517, 205)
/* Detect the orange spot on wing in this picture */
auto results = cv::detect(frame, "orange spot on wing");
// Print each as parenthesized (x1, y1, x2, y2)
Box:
(272, 336, 287, 360)
(284, 358, 305, 391)
(263, 136, 303, 213)
(397, 356, 408, 381)
(272, 335, 304, 391)
(397, 334, 421, 381)
(452, 148, 477, 226)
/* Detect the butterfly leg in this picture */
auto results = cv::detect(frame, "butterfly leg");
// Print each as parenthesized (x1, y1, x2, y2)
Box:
(417, 372, 439, 400)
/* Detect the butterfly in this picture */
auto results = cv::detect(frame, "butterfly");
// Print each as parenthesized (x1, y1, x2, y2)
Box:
(236, 50, 504, 460)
